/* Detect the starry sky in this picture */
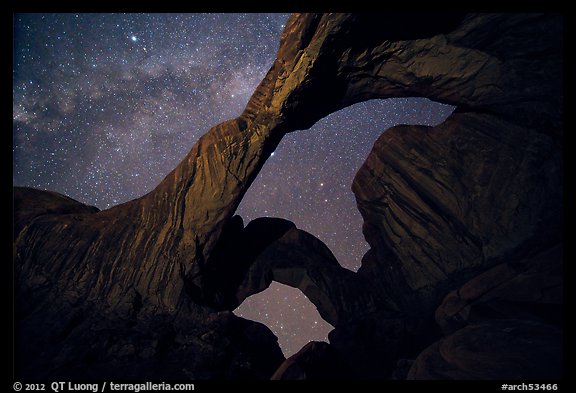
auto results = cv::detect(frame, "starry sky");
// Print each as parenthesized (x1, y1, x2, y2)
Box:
(13, 13, 454, 357)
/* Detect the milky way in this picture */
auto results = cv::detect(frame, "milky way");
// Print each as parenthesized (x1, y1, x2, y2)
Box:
(13, 13, 454, 357)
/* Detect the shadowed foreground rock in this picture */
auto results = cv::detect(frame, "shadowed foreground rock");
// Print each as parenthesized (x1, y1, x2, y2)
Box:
(407, 244, 563, 379)
(435, 244, 562, 335)
(407, 319, 562, 380)
(271, 341, 348, 380)
(14, 12, 562, 379)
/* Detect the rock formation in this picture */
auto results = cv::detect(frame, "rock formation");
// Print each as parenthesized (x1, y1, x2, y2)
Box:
(353, 111, 562, 314)
(14, 12, 562, 380)
(270, 341, 348, 380)
(406, 245, 563, 379)
(434, 244, 562, 335)
(407, 319, 563, 380)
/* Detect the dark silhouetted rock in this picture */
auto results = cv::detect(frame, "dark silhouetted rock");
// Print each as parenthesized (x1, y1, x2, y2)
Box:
(185, 216, 296, 310)
(435, 244, 563, 334)
(235, 225, 389, 327)
(405, 244, 563, 381)
(16, 307, 284, 380)
(407, 319, 563, 380)
(270, 341, 348, 380)
(391, 358, 415, 380)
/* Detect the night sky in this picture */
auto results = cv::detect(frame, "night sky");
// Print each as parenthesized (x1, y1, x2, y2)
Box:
(13, 13, 454, 357)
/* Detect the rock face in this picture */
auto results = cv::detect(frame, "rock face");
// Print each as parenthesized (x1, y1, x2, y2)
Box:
(15, 189, 286, 379)
(185, 216, 297, 310)
(13, 187, 99, 235)
(435, 244, 562, 335)
(14, 13, 562, 380)
(406, 244, 563, 379)
(353, 111, 562, 314)
(407, 319, 563, 380)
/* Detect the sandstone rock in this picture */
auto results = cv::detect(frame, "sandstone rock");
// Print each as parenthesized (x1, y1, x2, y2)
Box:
(14, 12, 562, 379)
(327, 310, 435, 379)
(235, 225, 388, 327)
(407, 319, 563, 380)
(406, 244, 563, 380)
(391, 358, 415, 380)
(435, 244, 562, 334)
(185, 216, 296, 310)
(16, 307, 284, 380)
(353, 110, 562, 314)
(14, 187, 99, 236)
(350, 13, 562, 316)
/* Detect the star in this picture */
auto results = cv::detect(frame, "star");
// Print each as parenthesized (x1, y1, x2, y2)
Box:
(130, 35, 138, 42)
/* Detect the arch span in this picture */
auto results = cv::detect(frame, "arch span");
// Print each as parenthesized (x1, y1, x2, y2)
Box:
(186, 216, 395, 327)
(233, 222, 395, 327)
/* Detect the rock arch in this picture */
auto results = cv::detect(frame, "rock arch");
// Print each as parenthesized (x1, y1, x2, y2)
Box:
(233, 223, 388, 327)
(14, 13, 562, 379)
(185, 216, 390, 327)
(16, 13, 560, 318)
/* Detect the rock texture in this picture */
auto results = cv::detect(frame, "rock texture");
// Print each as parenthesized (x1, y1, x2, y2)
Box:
(354, 111, 562, 313)
(352, 14, 563, 315)
(14, 12, 562, 380)
(348, 13, 563, 379)
(407, 244, 563, 379)
(13, 187, 99, 235)
(185, 216, 297, 310)
(15, 189, 286, 379)
(435, 244, 562, 335)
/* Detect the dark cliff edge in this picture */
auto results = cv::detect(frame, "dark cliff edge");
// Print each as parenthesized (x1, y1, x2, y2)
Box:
(14, 13, 562, 380)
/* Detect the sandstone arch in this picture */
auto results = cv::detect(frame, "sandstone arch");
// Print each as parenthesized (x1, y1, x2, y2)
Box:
(14, 13, 562, 379)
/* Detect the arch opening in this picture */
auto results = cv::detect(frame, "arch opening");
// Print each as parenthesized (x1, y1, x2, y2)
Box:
(233, 97, 454, 357)
(237, 97, 455, 272)
(234, 282, 334, 358)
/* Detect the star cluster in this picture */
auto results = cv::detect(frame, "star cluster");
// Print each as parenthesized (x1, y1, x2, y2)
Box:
(13, 13, 454, 357)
